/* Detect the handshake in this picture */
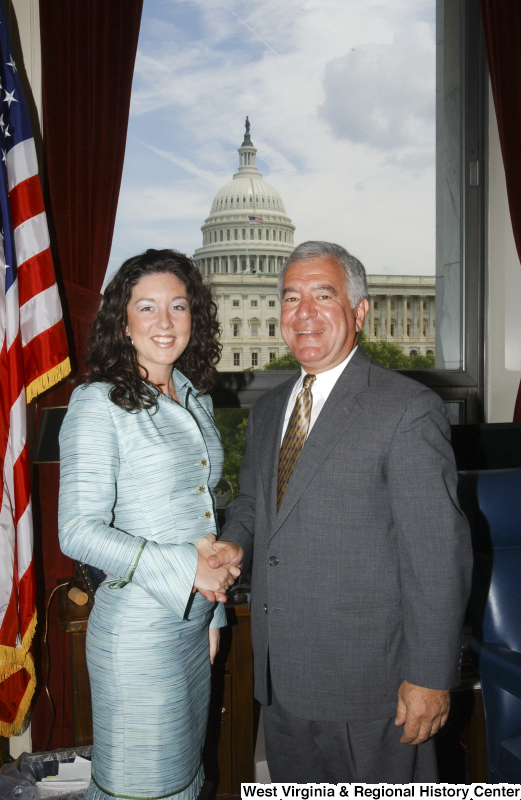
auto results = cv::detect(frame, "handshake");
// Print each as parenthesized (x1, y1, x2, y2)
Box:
(193, 534, 244, 603)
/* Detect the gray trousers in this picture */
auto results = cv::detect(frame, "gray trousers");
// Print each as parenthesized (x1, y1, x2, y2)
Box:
(263, 692, 438, 784)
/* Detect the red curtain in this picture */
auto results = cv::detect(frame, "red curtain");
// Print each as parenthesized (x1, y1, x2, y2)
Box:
(33, 0, 143, 750)
(480, 1, 521, 421)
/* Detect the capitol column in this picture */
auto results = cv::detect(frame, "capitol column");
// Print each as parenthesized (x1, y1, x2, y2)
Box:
(369, 296, 375, 339)
(386, 296, 391, 338)
(403, 296, 408, 338)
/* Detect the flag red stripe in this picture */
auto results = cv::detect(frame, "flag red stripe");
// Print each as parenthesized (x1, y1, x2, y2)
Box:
(17, 561, 35, 638)
(17, 248, 57, 307)
(9, 174, 45, 231)
(12, 446, 30, 526)
(22, 319, 69, 389)
(0, 668, 31, 724)
(0, 338, 9, 478)
(0, 583, 18, 648)
(6, 338, 25, 410)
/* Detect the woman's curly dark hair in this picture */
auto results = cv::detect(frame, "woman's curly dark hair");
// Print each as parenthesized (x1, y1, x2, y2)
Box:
(82, 249, 221, 412)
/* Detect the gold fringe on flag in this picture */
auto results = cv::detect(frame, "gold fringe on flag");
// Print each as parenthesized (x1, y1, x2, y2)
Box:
(0, 610, 38, 736)
(0, 609, 37, 667)
(0, 653, 36, 737)
(25, 357, 71, 404)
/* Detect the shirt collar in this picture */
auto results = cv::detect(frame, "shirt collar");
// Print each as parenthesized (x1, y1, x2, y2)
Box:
(291, 345, 358, 402)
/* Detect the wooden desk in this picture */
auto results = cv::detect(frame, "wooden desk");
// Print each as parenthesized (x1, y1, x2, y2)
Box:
(57, 585, 253, 798)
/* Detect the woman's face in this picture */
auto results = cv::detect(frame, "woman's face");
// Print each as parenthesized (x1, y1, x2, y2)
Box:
(125, 272, 191, 381)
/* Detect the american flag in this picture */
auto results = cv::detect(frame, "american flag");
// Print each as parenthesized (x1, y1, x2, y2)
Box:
(248, 216, 263, 225)
(0, 5, 70, 736)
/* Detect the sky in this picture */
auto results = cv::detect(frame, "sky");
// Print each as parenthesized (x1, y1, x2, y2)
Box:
(105, 0, 436, 288)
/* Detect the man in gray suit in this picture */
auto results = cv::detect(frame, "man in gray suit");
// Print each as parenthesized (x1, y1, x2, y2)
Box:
(208, 241, 472, 783)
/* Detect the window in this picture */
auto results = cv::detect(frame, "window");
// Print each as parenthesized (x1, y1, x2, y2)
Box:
(232, 300, 239, 307)
(251, 352, 258, 367)
(279, 231, 282, 241)
(220, 230, 223, 241)
(269, 323, 276, 337)
(269, 352, 276, 362)
(266, 230, 270, 240)
(251, 300, 258, 307)
(407, 323, 411, 337)
(423, 323, 427, 337)
(374, 301, 379, 310)
(233, 353, 240, 367)
(251, 323, 258, 337)
(374, 325, 378, 337)
(233, 323, 240, 337)
(407, 302, 411, 310)
(214, 231, 217, 242)
(269, 300, 276, 308)
(227, 229, 230, 240)
(234, 229, 238, 240)
(242, 229, 246, 240)
(250, 228, 254, 240)
(390, 323, 395, 337)
(242, 259, 247, 270)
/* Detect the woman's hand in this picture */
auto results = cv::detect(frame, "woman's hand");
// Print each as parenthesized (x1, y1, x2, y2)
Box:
(209, 628, 220, 664)
(194, 537, 241, 598)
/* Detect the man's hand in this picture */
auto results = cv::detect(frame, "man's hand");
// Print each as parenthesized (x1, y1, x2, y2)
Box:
(207, 541, 244, 570)
(193, 537, 241, 601)
(395, 680, 450, 744)
(197, 540, 244, 603)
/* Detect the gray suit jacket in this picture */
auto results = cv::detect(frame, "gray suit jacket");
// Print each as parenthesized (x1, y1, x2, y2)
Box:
(221, 348, 472, 721)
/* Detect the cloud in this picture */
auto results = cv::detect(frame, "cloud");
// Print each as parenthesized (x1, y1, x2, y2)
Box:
(320, 23, 435, 152)
(108, 0, 438, 283)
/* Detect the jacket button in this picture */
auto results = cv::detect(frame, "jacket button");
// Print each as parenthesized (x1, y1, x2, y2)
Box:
(204, 511, 212, 520)
(264, 603, 268, 613)
(199, 458, 208, 467)
(268, 556, 278, 566)
(197, 485, 206, 494)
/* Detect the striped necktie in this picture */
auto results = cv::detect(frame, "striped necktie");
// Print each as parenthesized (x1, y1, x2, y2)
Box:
(277, 374, 316, 510)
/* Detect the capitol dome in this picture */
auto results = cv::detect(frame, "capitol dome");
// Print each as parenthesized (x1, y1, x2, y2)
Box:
(194, 121, 295, 276)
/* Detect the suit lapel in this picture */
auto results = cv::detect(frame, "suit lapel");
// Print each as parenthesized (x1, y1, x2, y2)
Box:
(260, 373, 300, 530)
(271, 348, 371, 538)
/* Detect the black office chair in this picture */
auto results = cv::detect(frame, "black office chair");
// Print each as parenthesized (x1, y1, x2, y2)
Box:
(458, 468, 521, 783)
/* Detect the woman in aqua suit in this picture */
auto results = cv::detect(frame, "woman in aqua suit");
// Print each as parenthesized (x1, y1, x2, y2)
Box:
(58, 249, 240, 800)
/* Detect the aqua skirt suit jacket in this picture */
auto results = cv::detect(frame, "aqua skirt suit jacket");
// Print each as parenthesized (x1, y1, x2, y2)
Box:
(58, 370, 226, 800)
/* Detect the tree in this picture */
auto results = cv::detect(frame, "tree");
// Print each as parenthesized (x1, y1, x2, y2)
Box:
(214, 408, 249, 496)
(358, 330, 434, 369)
(263, 352, 300, 371)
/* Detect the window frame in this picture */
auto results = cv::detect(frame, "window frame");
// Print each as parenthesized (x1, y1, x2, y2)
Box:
(212, 0, 486, 425)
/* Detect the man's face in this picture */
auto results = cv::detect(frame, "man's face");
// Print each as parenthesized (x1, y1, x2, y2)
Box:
(280, 256, 369, 374)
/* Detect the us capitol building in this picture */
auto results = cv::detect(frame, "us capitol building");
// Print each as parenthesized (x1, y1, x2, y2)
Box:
(193, 122, 435, 371)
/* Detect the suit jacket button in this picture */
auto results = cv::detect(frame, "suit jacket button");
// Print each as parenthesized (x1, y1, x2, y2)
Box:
(199, 458, 208, 467)
(268, 556, 278, 566)
(264, 603, 268, 613)
(197, 485, 206, 494)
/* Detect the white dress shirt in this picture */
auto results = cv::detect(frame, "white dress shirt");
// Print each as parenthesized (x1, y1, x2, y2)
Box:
(280, 346, 358, 443)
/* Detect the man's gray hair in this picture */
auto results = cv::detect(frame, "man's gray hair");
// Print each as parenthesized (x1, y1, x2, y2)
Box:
(278, 241, 368, 308)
